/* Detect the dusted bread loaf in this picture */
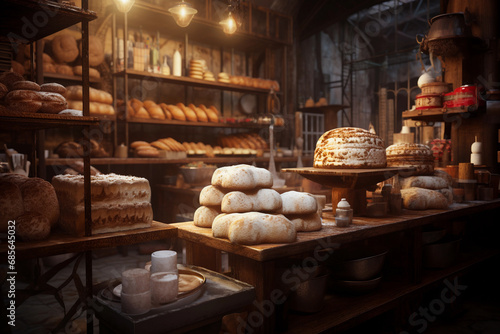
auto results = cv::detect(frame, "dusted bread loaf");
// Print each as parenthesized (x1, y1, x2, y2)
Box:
(314, 127, 386, 168)
(193, 206, 220, 227)
(212, 212, 296, 245)
(280, 191, 317, 215)
(386, 143, 434, 175)
(52, 173, 152, 236)
(221, 188, 282, 213)
(400, 176, 449, 190)
(211, 164, 273, 190)
(401, 187, 449, 210)
(199, 185, 226, 206)
(287, 213, 322, 232)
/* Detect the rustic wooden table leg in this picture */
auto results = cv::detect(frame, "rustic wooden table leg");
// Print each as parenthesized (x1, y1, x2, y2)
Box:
(184, 240, 222, 272)
(331, 187, 367, 215)
(228, 254, 279, 334)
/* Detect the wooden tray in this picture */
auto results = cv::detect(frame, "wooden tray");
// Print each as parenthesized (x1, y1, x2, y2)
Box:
(281, 167, 410, 189)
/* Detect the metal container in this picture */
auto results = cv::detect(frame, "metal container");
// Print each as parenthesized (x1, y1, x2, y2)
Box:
(427, 12, 471, 41)
(289, 273, 329, 313)
(179, 166, 216, 185)
(330, 251, 387, 281)
(331, 276, 382, 295)
(423, 238, 461, 268)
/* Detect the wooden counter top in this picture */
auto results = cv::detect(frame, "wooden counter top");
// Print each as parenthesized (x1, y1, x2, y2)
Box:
(173, 199, 500, 262)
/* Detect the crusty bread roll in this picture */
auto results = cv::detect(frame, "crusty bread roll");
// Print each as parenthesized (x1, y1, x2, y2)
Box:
(400, 187, 449, 210)
(150, 141, 170, 150)
(193, 206, 221, 228)
(12, 80, 40, 91)
(159, 103, 172, 120)
(280, 191, 318, 215)
(199, 104, 218, 122)
(43, 62, 56, 73)
(212, 212, 296, 245)
(73, 65, 101, 79)
(55, 64, 74, 76)
(199, 185, 227, 206)
(65, 85, 113, 104)
(143, 100, 165, 120)
(4, 89, 42, 113)
(41, 83, 67, 95)
(286, 213, 322, 232)
(166, 104, 186, 121)
(0, 179, 25, 233)
(0, 71, 24, 90)
(131, 141, 151, 149)
(211, 164, 273, 190)
(19, 177, 60, 227)
(16, 212, 51, 241)
(188, 103, 208, 122)
(221, 189, 282, 213)
(37, 91, 68, 114)
(51, 33, 79, 63)
(400, 176, 449, 190)
(0, 82, 8, 99)
(55, 141, 83, 158)
(177, 102, 198, 122)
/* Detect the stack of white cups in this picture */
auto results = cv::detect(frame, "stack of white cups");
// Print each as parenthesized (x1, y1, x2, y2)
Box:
(121, 268, 151, 315)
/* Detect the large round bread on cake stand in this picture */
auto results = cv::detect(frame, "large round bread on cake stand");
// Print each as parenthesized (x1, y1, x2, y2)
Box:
(314, 127, 386, 169)
(284, 127, 410, 216)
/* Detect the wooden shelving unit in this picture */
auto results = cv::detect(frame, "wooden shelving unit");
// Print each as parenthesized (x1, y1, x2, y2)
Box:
(0, 111, 100, 130)
(126, 116, 275, 128)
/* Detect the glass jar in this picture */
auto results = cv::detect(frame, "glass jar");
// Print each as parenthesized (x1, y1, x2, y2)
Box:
(335, 198, 353, 227)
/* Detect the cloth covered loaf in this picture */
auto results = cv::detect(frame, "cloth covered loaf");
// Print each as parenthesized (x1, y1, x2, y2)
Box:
(212, 212, 296, 245)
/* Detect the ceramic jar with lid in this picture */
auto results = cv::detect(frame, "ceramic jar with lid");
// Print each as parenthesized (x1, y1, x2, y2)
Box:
(335, 198, 353, 227)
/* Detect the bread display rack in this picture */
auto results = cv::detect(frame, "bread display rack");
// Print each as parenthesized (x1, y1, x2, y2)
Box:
(111, 0, 291, 152)
(0, 2, 176, 333)
(282, 167, 410, 215)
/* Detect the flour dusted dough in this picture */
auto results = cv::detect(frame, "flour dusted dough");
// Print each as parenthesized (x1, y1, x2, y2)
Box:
(400, 176, 449, 190)
(199, 185, 226, 206)
(314, 127, 386, 168)
(212, 212, 296, 245)
(211, 164, 273, 190)
(400, 187, 449, 210)
(193, 206, 220, 228)
(286, 213, 322, 232)
(221, 188, 282, 213)
(52, 173, 152, 236)
(280, 191, 317, 215)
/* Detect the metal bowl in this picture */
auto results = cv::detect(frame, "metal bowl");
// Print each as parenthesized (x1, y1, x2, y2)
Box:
(330, 276, 382, 295)
(289, 273, 329, 313)
(179, 166, 216, 185)
(330, 251, 387, 281)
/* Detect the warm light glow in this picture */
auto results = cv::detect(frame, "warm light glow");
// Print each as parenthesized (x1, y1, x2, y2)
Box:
(220, 12, 237, 35)
(168, 1, 198, 27)
(114, 0, 135, 13)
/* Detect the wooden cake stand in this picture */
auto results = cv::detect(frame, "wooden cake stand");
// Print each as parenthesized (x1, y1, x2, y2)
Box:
(282, 167, 410, 215)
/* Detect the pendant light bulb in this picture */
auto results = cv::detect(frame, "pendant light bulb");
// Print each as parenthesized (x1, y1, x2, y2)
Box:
(168, 1, 198, 28)
(220, 12, 237, 35)
(114, 0, 135, 13)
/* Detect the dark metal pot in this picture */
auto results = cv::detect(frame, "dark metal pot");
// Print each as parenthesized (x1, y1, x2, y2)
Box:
(427, 12, 471, 41)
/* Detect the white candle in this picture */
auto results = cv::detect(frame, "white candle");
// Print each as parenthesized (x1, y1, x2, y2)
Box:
(121, 268, 150, 294)
(150, 272, 179, 305)
(151, 250, 177, 274)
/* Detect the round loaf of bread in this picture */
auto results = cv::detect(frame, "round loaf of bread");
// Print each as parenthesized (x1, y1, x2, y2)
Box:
(16, 212, 51, 241)
(55, 64, 74, 76)
(199, 185, 226, 206)
(0, 71, 24, 90)
(20, 177, 60, 227)
(73, 65, 101, 79)
(12, 80, 40, 91)
(79, 35, 105, 67)
(37, 91, 68, 114)
(51, 33, 79, 63)
(386, 143, 434, 176)
(0, 180, 25, 233)
(193, 206, 221, 228)
(314, 127, 386, 169)
(41, 83, 67, 95)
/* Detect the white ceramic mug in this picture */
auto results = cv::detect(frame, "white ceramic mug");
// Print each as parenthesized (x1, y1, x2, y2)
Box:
(150, 250, 177, 274)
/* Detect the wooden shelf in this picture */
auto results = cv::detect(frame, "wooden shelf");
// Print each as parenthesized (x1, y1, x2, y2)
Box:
(285, 248, 500, 334)
(174, 199, 500, 262)
(45, 156, 311, 166)
(299, 105, 349, 114)
(0, 0, 97, 43)
(0, 221, 177, 261)
(126, 116, 273, 128)
(0, 110, 100, 130)
(402, 105, 482, 121)
(44, 72, 102, 84)
(115, 69, 276, 95)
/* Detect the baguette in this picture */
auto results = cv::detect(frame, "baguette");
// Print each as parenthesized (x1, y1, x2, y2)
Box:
(212, 212, 296, 245)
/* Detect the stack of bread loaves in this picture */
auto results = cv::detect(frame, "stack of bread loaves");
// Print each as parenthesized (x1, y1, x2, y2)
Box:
(399, 170, 453, 210)
(127, 99, 219, 123)
(0, 173, 59, 241)
(65, 85, 114, 116)
(193, 165, 322, 245)
(52, 173, 153, 236)
(0, 72, 68, 114)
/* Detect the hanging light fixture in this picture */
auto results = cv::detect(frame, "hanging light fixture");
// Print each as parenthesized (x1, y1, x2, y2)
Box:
(168, 0, 198, 28)
(220, 11, 237, 35)
(114, 0, 135, 13)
